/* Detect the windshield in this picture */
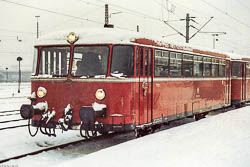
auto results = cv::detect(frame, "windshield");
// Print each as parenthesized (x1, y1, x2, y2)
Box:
(72, 46, 109, 77)
(110, 46, 134, 77)
(38, 47, 70, 76)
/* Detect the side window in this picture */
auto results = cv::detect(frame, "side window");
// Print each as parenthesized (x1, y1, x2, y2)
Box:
(111, 46, 134, 77)
(183, 54, 193, 77)
(232, 62, 242, 77)
(145, 49, 148, 76)
(219, 60, 226, 77)
(154, 50, 169, 77)
(170, 52, 182, 77)
(246, 63, 250, 77)
(194, 55, 203, 77)
(148, 49, 152, 76)
(212, 58, 219, 77)
(136, 48, 139, 76)
(203, 57, 212, 76)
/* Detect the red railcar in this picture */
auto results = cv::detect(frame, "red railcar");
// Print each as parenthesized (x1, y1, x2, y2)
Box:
(20, 28, 232, 137)
(231, 58, 250, 107)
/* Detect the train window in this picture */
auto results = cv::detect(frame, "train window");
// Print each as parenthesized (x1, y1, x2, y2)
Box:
(246, 63, 250, 77)
(194, 56, 203, 77)
(32, 48, 38, 75)
(72, 46, 109, 77)
(145, 49, 148, 75)
(136, 48, 139, 76)
(232, 62, 242, 77)
(203, 57, 212, 76)
(39, 47, 70, 76)
(111, 46, 134, 77)
(148, 49, 152, 76)
(212, 58, 219, 77)
(183, 54, 193, 77)
(170, 52, 181, 77)
(219, 60, 226, 77)
(155, 50, 169, 77)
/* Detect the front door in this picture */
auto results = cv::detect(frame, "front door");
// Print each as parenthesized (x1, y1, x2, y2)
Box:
(138, 47, 152, 125)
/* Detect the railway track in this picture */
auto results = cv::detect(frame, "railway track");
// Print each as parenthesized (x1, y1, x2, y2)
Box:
(0, 110, 27, 131)
(0, 106, 237, 165)
(0, 116, 199, 164)
(0, 131, 134, 164)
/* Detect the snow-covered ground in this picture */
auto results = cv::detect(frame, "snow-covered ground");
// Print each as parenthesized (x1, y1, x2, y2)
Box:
(55, 107, 250, 167)
(1, 82, 250, 167)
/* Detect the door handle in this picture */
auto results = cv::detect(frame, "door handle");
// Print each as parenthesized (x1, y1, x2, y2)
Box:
(142, 82, 147, 96)
(142, 81, 148, 89)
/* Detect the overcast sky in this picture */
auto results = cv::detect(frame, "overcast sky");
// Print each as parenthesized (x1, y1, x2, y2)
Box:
(0, 0, 249, 71)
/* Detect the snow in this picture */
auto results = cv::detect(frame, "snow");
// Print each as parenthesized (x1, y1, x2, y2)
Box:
(55, 107, 250, 167)
(92, 102, 106, 111)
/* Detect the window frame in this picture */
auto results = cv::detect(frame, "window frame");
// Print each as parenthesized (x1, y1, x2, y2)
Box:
(110, 45, 135, 77)
(154, 49, 169, 77)
(38, 46, 71, 77)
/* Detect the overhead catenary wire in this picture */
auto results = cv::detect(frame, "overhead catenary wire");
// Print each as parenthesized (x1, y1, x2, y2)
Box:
(200, 0, 250, 29)
(0, 0, 135, 32)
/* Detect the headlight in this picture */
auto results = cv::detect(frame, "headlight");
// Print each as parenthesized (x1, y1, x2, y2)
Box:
(37, 87, 47, 98)
(67, 32, 79, 44)
(95, 89, 105, 100)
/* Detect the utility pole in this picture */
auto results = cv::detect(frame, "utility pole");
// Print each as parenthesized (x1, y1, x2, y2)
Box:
(199, 32, 226, 49)
(212, 34, 218, 49)
(35, 16, 40, 39)
(212, 32, 226, 49)
(186, 13, 190, 43)
(104, 4, 114, 28)
(164, 13, 213, 43)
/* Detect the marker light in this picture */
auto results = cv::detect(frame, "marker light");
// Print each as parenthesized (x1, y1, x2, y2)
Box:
(37, 87, 47, 98)
(95, 89, 105, 100)
(67, 32, 79, 44)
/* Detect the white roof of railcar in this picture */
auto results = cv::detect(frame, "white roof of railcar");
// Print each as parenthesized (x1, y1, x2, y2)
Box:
(36, 27, 249, 60)
(35, 28, 141, 45)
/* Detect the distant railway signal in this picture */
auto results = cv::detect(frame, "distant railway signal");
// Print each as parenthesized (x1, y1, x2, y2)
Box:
(5, 67, 8, 83)
(17, 57, 23, 93)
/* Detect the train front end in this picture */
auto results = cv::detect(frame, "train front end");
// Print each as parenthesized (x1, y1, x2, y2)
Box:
(20, 30, 137, 137)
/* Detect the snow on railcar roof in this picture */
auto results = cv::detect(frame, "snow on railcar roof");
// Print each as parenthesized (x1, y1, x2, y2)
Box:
(35, 27, 244, 59)
(35, 27, 142, 45)
(226, 52, 249, 62)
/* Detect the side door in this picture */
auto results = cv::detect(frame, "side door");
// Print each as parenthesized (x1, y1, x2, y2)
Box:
(138, 47, 153, 125)
(225, 60, 231, 104)
(242, 62, 247, 101)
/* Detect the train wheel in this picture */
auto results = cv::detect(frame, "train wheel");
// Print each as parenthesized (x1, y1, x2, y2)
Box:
(97, 124, 109, 135)
(98, 130, 109, 136)
(86, 130, 97, 138)
(80, 123, 88, 139)
(134, 129, 142, 138)
(28, 119, 39, 137)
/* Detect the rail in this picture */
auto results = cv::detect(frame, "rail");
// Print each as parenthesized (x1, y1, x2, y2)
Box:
(0, 109, 27, 131)
(0, 131, 128, 164)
